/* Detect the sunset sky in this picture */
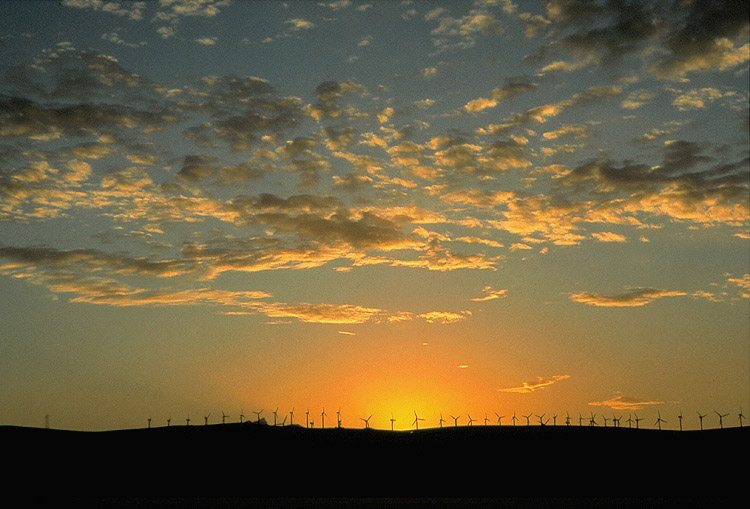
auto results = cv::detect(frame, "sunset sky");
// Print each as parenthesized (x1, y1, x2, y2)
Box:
(0, 0, 748, 431)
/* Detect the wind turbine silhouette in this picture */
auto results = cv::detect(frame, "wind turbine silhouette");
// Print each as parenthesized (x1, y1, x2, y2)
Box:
(451, 415, 460, 427)
(697, 411, 706, 430)
(289, 408, 294, 426)
(678, 410, 683, 431)
(467, 414, 475, 426)
(602, 415, 609, 427)
(281, 415, 287, 426)
(147, 417, 151, 429)
(413, 411, 425, 430)
(495, 412, 504, 425)
(715, 410, 728, 429)
(167, 417, 171, 427)
(361, 414, 373, 429)
(273, 408, 279, 426)
(511, 412, 518, 426)
(484, 413, 489, 426)
(523, 413, 531, 426)
(253, 409, 263, 424)
(578, 413, 584, 426)
(552, 414, 557, 426)
(655, 411, 666, 430)
(565, 412, 571, 426)
(634, 413, 643, 429)
(336, 408, 342, 429)
(391, 413, 397, 431)
(535, 413, 545, 426)
(305, 409, 310, 428)
(738, 408, 745, 427)
(203, 414, 210, 426)
(626, 414, 633, 429)
(589, 413, 597, 426)
(186, 415, 190, 426)
(321, 408, 326, 429)
(612, 414, 620, 428)
(221, 411, 229, 425)
(439, 414, 445, 428)
(239, 410, 244, 424)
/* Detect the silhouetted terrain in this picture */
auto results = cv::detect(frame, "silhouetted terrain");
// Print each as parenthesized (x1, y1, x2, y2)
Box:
(3, 423, 746, 501)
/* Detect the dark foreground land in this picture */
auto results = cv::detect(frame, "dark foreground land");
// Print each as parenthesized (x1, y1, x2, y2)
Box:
(2, 423, 747, 504)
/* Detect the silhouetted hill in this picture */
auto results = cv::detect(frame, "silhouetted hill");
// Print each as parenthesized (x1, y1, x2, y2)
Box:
(3, 423, 746, 501)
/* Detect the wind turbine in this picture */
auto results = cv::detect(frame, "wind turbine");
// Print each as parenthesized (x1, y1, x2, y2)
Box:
(655, 411, 666, 430)
(738, 408, 745, 427)
(239, 410, 244, 424)
(361, 415, 373, 429)
(467, 414, 475, 426)
(523, 413, 531, 426)
(221, 411, 229, 425)
(186, 416, 190, 426)
(602, 415, 609, 427)
(511, 412, 518, 426)
(535, 413, 545, 426)
(678, 410, 683, 431)
(626, 414, 633, 429)
(281, 415, 287, 426)
(715, 410, 728, 429)
(439, 414, 445, 428)
(589, 413, 597, 427)
(336, 408, 342, 429)
(321, 408, 326, 429)
(578, 413, 584, 426)
(413, 411, 425, 430)
(495, 413, 504, 425)
(634, 413, 643, 429)
(273, 408, 279, 426)
(305, 409, 310, 428)
(552, 414, 557, 426)
(253, 409, 264, 424)
(565, 413, 571, 426)
(167, 417, 171, 427)
(484, 413, 489, 426)
(203, 414, 210, 426)
(147, 417, 151, 429)
(451, 415, 460, 427)
(697, 411, 706, 430)
(289, 408, 294, 426)
(391, 413, 397, 431)
(612, 415, 620, 428)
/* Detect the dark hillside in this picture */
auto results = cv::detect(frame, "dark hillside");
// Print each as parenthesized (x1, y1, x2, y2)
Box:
(3, 424, 746, 500)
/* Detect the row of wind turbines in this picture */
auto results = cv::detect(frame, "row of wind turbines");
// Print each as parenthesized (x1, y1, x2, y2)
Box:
(147, 407, 746, 431)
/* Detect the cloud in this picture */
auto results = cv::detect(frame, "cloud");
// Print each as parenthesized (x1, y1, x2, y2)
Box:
(470, 285, 508, 302)
(588, 394, 664, 411)
(498, 374, 570, 393)
(672, 87, 727, 110)
(569, 288, 688, 307)
(591, 231, 626, 243)
(430, 9, 502, 52)
(194, 36, 218, 46)
(286, 18, 316, 30)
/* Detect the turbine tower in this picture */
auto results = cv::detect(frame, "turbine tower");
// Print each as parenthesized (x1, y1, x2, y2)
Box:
(626, 414, 633, 429)
(305, 409, 310, 428)
(221, 411, 229, 425)
(361, 414, 373, 429)
(578, 413, 584, 426)
(565, 413, 571, 426)
(511, 412, 518, 426)
(147, 417, 151, 429)
(391, 413, 397, 431)
(523, 413, 531, 426)
(321, 408, 326, 429)
(204, 414, 210, 426)
(602, 416, 609, 427)
(495, 413, 504, 425)
(678, 410, 683, 431)
(589, 413, 597, 427)
(273, 408, 279, 426)
(535, 413, 545, 426)
(239, 410, 244, 424)
(281, 415, 288, 426)
(336, 408, 342, 429)
(451, 415, 460, 427)
(715, 410, 728, 429)
(167, 417, 171, 427)
(612, 415, 620, 428)
(484, 413, 489, 426)
(289, 408, 294, 426)
(186, 416, 190, 426)
(738, 408, 745, 427)
(439, 414, 446, 428)
(253, 409, 263, 424)
(413, 411, 425, 430)
(467, 414, 475, 426)
(552, 414, 558, 426)
(697, 411, 707, 430)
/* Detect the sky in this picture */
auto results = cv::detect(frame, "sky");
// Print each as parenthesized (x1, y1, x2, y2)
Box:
(0, 0, 748, 432)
